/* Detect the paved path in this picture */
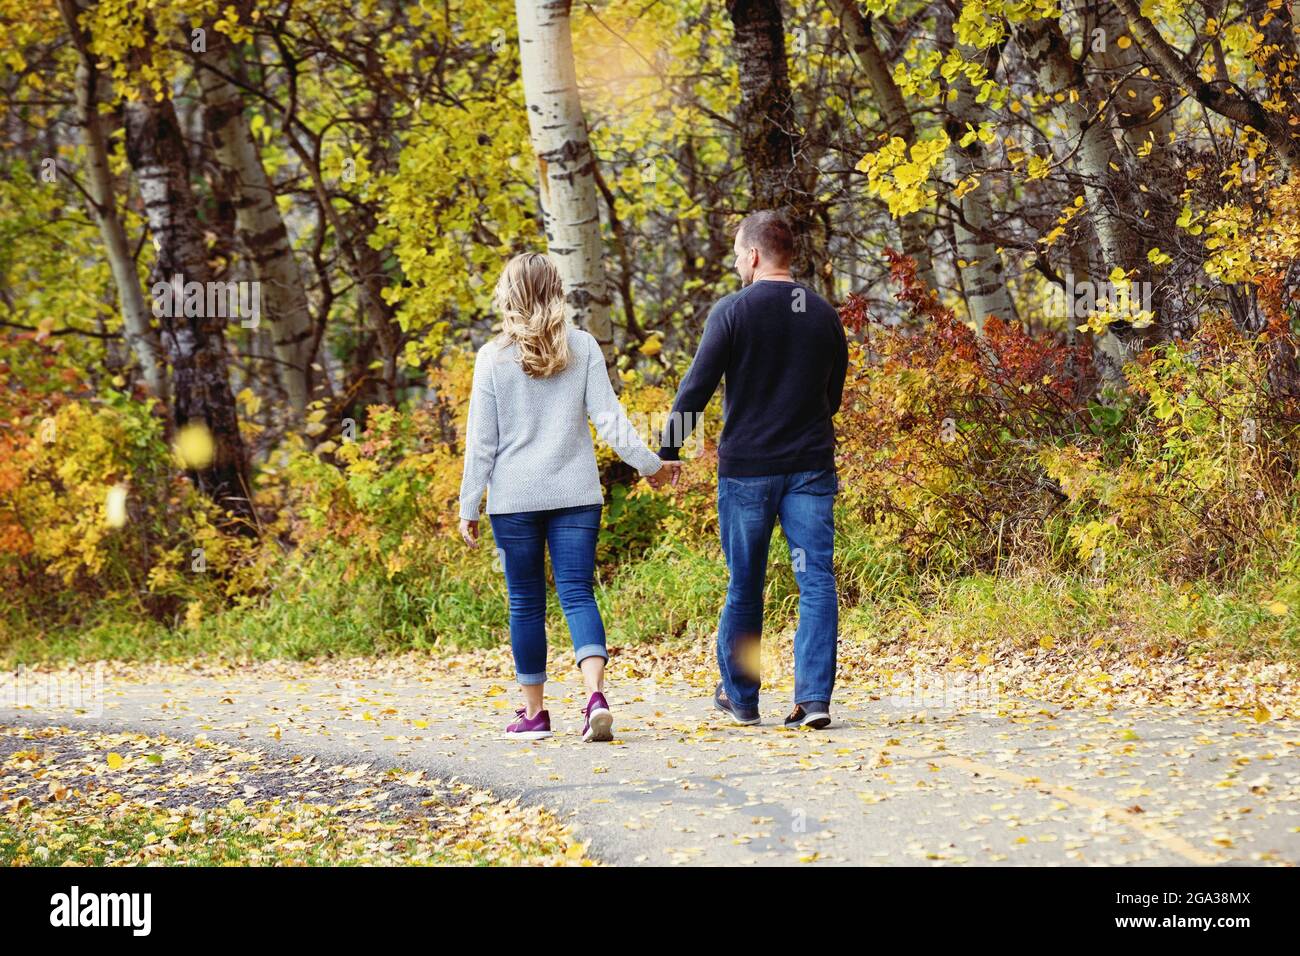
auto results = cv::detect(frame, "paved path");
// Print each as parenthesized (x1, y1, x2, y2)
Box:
(3, 670, 1297, 865)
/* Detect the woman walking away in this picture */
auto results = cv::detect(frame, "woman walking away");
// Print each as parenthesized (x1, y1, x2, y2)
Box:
(458, 252, 679, 741)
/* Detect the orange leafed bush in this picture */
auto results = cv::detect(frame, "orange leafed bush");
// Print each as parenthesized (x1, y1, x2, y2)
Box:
(834, 250, 1092, 572)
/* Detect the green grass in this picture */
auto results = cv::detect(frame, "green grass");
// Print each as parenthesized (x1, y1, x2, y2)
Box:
(0, 603, 176, 663)
(1, 809, 284, 867)
(599, 539, 730, 643)
(0, 547, 509, 663)
(4, 512, 1298, 666)
(839, 565, 1299, 661)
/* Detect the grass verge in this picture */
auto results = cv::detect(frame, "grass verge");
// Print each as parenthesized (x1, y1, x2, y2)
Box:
(3, 522, 1297, 668)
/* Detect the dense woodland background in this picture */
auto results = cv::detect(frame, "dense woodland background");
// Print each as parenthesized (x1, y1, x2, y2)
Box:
(1, 0, 1298, 664)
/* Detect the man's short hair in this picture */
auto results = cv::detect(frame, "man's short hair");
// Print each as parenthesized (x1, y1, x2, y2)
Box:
(736, 210, 794, 265)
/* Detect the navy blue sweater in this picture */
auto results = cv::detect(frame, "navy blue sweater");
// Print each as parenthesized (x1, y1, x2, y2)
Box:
(658, 279, 848, 477)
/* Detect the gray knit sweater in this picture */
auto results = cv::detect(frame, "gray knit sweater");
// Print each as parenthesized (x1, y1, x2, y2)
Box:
(458, 327, 664, 520)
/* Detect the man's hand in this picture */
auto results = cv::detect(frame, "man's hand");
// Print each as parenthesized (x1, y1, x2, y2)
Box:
(459, 518, 478, 547)
(645, 460, 682, 490)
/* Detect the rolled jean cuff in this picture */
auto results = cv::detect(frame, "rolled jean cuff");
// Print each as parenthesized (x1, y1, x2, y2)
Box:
(516, 670, 547, 686)
(574, 643, 608, 666)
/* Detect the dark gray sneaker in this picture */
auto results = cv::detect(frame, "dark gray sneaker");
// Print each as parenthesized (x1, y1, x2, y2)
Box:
(713, 683, 760, 725)
(784, 702, 831, 729)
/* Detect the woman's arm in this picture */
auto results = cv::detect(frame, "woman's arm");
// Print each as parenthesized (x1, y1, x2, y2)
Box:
(583, 334, 666, 478)
(458, 347, 499, 523)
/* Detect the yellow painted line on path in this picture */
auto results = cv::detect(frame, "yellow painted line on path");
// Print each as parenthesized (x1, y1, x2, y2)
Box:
(885, 743, 1225, 865)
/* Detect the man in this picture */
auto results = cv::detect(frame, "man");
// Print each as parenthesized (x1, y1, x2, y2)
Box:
(659, 210, 848, 729)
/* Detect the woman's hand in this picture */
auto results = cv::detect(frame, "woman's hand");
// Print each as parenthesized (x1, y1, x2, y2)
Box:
(459, 518, 478, 547)
(645, 460, 682, 490)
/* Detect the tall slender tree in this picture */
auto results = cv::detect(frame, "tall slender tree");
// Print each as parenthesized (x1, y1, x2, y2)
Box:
(196, 29, 316, 418)
(55, 0, 168, 403)
(123, 46, 254, 525)
(1013, 15, 1156, 383)
(514, 0, 618, 385)
(937, 11, 1016, 332)
(727, 0, 823, 289)
(830, 0, 936, 289)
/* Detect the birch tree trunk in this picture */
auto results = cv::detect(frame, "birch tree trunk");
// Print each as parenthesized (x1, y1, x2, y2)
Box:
(514, 0, 618, 385)
(935, 12, 1015, 332)
(56, 0, 168, 404)
(1084, 1, 1176, 156)
(196, 31, 315, 417)
(123, 84, 255, 527)
(947, 86, 1015, 330)
(727, 0, 823, 289)
(1013, 15, 1157, 383)
(1014, 18, 1143, 279)
(830, 0, 936, 289)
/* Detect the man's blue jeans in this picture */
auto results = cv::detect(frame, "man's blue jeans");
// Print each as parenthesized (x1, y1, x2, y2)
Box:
(488, 504, 608, 685)
(716, 468, 838, 711)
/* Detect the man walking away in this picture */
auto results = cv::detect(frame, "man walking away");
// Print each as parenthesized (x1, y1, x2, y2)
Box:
(659, 211, 848, 729)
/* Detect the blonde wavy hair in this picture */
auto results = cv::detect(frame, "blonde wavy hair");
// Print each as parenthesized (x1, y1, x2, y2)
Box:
(492, 252, 570, 378)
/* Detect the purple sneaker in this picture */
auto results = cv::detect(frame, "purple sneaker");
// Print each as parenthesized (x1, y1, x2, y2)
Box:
(582, 692, 613, 743)
(504, 707, 551, 740)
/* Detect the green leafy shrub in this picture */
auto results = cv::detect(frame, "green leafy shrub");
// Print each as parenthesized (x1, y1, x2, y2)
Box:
(0, 378, 266, 632)
(597, 482, 680, 565)
(1041, 313, 1300, 578)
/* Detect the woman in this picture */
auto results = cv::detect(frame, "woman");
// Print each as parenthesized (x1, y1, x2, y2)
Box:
(458, 252, 679, 742)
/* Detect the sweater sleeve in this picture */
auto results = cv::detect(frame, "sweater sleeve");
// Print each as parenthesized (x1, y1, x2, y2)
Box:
(458, 346, 499, 520)
(827, 313, 848, 416)
(658, 296, 730, 459)
(583, 334, 664, 477)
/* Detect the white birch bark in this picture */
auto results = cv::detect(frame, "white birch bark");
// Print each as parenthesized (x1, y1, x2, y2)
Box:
(196, 33, 314, 416)
(56, 0, 168, 403)
(1013, 15, 1156, 382)
(123, 86, 255, 524)
(947, 52, 1015, 331)
(514, 0, 617, 385)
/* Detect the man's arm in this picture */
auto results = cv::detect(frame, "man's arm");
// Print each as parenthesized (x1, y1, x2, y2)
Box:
(658, 298, 732, 459)
(827, 313, 848, 415)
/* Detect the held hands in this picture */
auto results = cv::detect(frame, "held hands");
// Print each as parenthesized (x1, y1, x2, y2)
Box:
(460, 461, 678, 543)
(645, 459, 683, 490)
